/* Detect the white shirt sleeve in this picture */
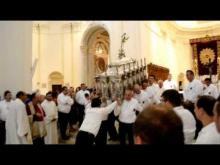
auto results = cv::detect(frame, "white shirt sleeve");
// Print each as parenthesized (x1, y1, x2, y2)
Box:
(114, 104, 121, 116)
(213, 85, 219, 99)
(66, 96, 74, 105)
(102, 101, 117, 115)
(134, 101, 143, 112)
(194, 81, 204, 101)
(89, 101, 117, 116)
(75, 91, 80, 104)
(59, 94, 73, 105)
(0, 102, 3, 121)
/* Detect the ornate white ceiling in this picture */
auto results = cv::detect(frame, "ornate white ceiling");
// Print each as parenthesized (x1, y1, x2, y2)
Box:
(171, 21, 220, 30)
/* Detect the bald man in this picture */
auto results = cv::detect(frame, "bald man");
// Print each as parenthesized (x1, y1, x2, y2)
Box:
(164, 74, 177, 90)
(133, 84, 151, 108)
(155, 80, 165, 104)
(114, 89, 143, 145)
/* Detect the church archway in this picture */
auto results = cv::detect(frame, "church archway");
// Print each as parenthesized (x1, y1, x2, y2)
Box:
(81, 25, 110, 86)
(48, 71, 64, 93)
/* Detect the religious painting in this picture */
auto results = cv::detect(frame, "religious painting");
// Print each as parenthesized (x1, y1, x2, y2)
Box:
(190, 36, 220, 76)
(96, 57, 106, 73)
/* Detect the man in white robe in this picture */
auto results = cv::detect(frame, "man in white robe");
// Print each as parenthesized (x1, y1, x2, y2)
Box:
(6, 91, 32, 144)
(0, 90, 13, 144)
(163, 74, 177, 90)
(41, 92, 58, 144)
(203, 78, 219, 99)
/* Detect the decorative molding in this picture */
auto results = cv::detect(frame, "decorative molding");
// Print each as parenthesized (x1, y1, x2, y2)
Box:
(81, 45, 88, 55)
(169, 21, 220, 32)
(190, 35, 220, 44)
(192, 44, 198, 76)
(32, 23, 50, 33)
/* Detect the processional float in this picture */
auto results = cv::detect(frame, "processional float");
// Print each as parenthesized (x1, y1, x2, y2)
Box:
(94, 33, 147, 99)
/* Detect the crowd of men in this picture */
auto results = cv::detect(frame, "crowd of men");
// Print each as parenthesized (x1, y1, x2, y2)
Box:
(1, 70, 220, 145)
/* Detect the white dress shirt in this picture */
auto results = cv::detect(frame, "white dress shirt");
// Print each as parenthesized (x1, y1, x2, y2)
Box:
(0, 100, 13, 121)
(133, 90, 151, 108)
(195, 122, 220, 144)
(163, 80, 177, 90)
(155, 87, 165, 104)
(183, 79, 203, 103)
(173, 106, 196, 144)
(203, 84, 219, 99)
(57, 93, 74, 114)
(143, 87, 157, 105)
(115, 98, 143, 124)
(79, 101, 117, 136)
(75, 90, 90, 105)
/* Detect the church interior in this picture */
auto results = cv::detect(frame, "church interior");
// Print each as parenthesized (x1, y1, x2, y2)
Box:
(1, 21, 220, 97)
(1, 21, 220, 145)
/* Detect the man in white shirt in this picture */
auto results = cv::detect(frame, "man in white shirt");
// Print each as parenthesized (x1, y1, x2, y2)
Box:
(75, 83, 90, 126)
(194, 95, 220, 144)
(0, 90, 13, 145)
(203, 78, 219, 99)
(133, 84, 151, 109)
(75, 97, 119, 145)
(57, 86, 74, 140)
(84, 93, 91, 110)
(155, 80, 165, 104)
(6, 91, 32, 144)
(41, 92, 58, 144)
(133, 104, 184, 144)
(94, 97, 109, 145)
(141, 79, 156, 105)
(161, 89, 196, 144)
(183, 70, 203, 104)
(148, 75, 160, 104)
(163, 74, 177, 90)
(214, 96, 220, 133)
(115, 89, 143, 145)
(183, 70, 204, 138)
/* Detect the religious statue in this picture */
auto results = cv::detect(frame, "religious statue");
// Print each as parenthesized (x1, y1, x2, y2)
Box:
(206, 58, 213, 80)
(118, 33, 129, 59)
